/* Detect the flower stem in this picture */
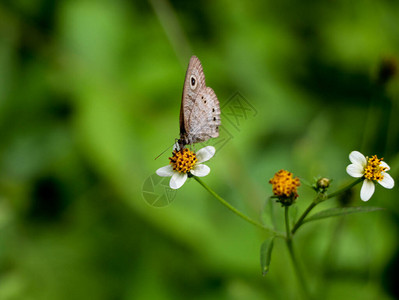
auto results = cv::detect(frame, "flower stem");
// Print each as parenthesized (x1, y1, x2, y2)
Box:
(285, 206, 292, 240)
(285, 206, 312, 299)
(291, 201, 317, 235)
(326, 177, 364, 199)
(291, 178, 363, 235)
(194, 177, 282, 236)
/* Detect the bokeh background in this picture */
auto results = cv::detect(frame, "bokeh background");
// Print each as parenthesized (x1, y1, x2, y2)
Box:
(1, 0, 399, 299)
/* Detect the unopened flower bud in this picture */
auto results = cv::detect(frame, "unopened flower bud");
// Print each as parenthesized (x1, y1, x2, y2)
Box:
(316, 177, 330, 191)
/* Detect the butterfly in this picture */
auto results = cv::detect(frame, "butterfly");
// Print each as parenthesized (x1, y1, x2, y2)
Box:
(177, 56, 221, 150)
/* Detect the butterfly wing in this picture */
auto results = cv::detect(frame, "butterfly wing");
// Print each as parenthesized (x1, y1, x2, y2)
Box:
(179, 56, 220, 145)
(180, 56, 206, 139)
(186, 86, 221, 143)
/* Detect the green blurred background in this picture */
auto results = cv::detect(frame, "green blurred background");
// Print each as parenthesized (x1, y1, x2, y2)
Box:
(1, 0, 399, 299)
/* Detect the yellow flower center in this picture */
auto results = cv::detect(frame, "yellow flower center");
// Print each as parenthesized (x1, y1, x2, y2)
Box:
(269, 170, 300, 198)
(169, 148, 197, 173)
(364, 155, 387, 182)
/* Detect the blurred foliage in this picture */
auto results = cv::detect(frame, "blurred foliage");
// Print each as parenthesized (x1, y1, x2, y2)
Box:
(1, 0, 399, 299)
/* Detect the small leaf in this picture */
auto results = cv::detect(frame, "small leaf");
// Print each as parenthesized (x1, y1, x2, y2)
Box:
(260, 237, 275, 276)
(304, 206, 384, 224)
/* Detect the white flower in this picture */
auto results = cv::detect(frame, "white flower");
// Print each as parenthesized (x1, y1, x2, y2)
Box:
(346, 150, 394, 201)
(156, 146, 216, 189)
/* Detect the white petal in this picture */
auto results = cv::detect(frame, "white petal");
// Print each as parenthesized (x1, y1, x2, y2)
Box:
(346, 164, 364, 178)
(379, 173, 394, 189)
(380, 161, 390, 171)
(360, 179, 375, 201)
(156, 165, 174, 177)
(170, 172, 187, 189)
(196, 146, 216, 163)
(349, 151, 367, 167)
(190, 164, 210, 177)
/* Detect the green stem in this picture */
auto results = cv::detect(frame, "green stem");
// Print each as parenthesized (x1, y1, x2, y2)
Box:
(285, 206, 312, 299)
(326, 177, 364, 199)
(285, 206, 291, 240)
(291, 178, 363, 235)
(291, 201, 317, 235)
(194, 177, 282, 237)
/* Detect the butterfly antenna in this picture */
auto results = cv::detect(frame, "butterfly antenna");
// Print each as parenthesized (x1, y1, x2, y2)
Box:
(154, 146, 170, 160)
(154, 140, 178, 160)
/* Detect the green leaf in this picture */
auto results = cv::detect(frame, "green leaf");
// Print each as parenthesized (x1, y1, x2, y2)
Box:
(260, 237, 275, 276)
(303, 206, 384, 224)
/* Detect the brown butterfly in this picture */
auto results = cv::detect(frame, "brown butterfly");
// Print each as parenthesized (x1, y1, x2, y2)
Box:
(178, 56, 221, 150)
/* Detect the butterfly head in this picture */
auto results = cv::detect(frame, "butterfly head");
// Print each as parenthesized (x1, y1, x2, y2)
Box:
(177, 136, 188, 152)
